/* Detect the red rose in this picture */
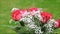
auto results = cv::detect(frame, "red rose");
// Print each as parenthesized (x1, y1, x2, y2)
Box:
(54, 19, 60, 28)
(40, 12, 52, 23)
(29, 7, 38, 11)
(29, 7, 39, 15)
(11, 9, 21, 21)
(20, 9, 28, 17)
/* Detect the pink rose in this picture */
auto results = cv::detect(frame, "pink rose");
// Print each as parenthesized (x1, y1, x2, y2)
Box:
(29, 7, 39, 15)
(20, 9, 28, 17)
(54, 19, 60, 28)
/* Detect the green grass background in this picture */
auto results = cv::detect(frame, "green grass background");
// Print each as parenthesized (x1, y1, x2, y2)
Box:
(0, 0, 60, 34)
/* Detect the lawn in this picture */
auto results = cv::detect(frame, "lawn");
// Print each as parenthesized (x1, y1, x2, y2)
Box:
(0, 0, 60, 34)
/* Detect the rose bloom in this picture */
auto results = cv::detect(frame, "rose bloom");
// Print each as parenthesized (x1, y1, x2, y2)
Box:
(54, 19, 60, 28)
(11, 9, 21, 21)
(40, 12, 52, 23)
(29, 7, 39, 16)
(20, 9, 28, 17)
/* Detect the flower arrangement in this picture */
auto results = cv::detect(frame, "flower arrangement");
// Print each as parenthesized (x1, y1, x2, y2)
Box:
(10, 8, 60, 34)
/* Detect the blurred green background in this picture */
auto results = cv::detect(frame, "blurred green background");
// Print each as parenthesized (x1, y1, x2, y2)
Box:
(0, 0, 60, 34)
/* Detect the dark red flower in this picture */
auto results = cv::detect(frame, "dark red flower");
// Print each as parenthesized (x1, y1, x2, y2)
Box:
(40, 12, 52, 23)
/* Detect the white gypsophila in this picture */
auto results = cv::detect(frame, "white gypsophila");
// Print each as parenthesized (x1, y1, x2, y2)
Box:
(34, 8, 43, 22)
(20, 16, 36, 28)
(44, 19, 55, 33)
(20, 17, 30, 24)
(11, 8, 19, 12)
(34, 12, 43, 21)
(24, 19, 36, 29)
(20, 13, 33, 23)
(34, 26, 43, 34)
(27, 24, 36, 29)
(27, 13, 33, 19)
(24, 18, 35, 28)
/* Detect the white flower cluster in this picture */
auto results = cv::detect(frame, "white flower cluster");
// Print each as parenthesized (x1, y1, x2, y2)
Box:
(34, 26, 43, 34)
(44, 19, 55, 34)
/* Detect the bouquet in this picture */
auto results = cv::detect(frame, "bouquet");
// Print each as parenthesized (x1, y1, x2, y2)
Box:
(10, 8, 60, 34)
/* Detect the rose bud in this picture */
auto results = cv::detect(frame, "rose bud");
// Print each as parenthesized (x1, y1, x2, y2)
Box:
(54, 19, 60, 28)
(11, 8, 21, 21)
(40, 12, 52, 23)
